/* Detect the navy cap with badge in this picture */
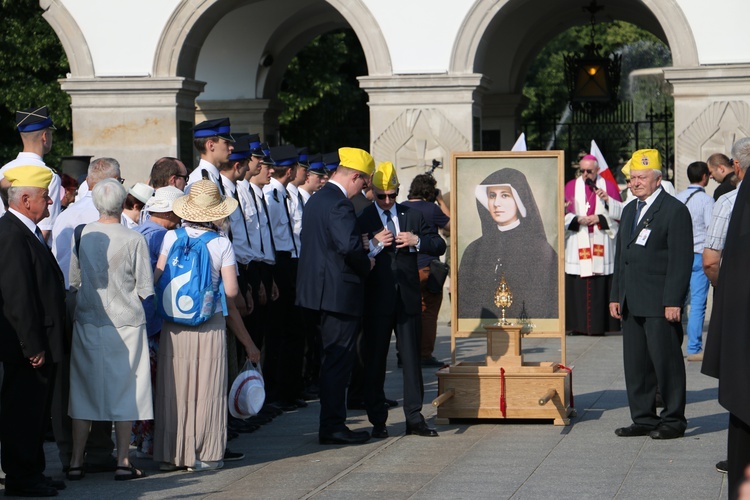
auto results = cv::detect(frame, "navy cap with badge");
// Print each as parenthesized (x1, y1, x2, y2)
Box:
(16, 105, 56, 133)
(297, 147, 310, 168)
(228, 133, 252, 161)
(307, 153, 328, 176)
(247, 133, 264, 157)
(193, 117, 234, 142)
(269, 145, 299, 167)
(259, 142, 274, 165)
(322, 151, 340, 171)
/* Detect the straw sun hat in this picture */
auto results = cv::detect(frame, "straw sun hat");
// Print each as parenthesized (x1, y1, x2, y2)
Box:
(172, 180, 238, 222)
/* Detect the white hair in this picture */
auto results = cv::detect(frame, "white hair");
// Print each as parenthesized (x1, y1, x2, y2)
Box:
(92, 178, 127, 217)
(7, 186, 43, 206)
(88, 157, 121, 185)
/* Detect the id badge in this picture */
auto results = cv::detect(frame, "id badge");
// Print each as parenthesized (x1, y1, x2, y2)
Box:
(636, 228, 651, 246)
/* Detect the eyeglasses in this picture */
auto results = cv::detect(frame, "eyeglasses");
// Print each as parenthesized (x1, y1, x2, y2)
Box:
(175, 174, 189, 182)
(117, 178, 125, 184)
(376, 190, 399, 200)
(580, 169, 595, 174)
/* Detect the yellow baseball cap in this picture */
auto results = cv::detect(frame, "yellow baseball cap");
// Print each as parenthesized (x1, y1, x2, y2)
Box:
(630, 149, 661, 171)
(338, 147, 375, 176)
(372, 161, 399, 191)
(4, 165, 53, 189)
(621, 159, 632, 180)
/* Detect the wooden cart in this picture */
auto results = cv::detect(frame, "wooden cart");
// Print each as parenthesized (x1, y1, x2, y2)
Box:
(433, 324, 574, 425)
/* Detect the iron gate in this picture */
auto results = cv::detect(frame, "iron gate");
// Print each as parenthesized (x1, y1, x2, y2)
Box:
(521, 101, 673, 183)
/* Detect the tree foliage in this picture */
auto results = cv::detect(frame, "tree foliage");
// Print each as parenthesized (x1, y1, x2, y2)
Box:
(522, 20, 672, 124)
(0, 0, 71, 168)
(278, 29, 369, 153)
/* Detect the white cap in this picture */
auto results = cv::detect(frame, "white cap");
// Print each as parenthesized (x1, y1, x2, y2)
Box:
(145, 186, 184, 213)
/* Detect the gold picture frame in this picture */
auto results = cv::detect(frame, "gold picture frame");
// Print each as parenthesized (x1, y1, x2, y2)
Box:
(450, 151, 566, 359)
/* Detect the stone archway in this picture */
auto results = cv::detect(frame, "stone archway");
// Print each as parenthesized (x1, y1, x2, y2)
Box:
(152, 0, 392, 79)
(450, 0, 698, 75)
(40, 0, 94, 77)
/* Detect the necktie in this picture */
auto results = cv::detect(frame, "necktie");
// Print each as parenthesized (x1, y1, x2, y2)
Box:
(233, 189, 252, 249)
(219, 181, 233, 242)
(297, 191, 305, 213)
(260, 193, 276, 254)
(632, 200, 646, 237)
(283, 193, 299, 257)
(384, 210, 397, 250)
(250, 189, 264, 254)
(35, 227, 46, 247)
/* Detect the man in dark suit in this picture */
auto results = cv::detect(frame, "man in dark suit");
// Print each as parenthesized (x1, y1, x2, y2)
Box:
(702, 137, 750, 497)
(297, 147, 375, 445)
(609, 149, 693, 440)
(0, 166, 66, 497)
(358, 162, 446, 438)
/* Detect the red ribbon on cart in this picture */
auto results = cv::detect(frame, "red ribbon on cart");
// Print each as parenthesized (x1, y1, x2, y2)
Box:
(557, 364, 574, 408)
(499, 367, 506, 417)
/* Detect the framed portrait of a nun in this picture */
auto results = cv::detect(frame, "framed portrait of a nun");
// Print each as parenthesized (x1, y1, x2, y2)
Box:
(451, 151, 565, 338)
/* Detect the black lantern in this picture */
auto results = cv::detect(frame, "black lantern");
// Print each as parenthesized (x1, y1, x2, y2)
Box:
(564, 0, 621, 112)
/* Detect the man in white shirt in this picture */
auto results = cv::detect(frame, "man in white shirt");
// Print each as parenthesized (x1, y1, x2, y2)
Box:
(0, 105, 62, 241)
(186, 118, 234, 192)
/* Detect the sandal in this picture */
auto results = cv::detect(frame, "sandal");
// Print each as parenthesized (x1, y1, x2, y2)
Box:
(66, 467, 85, 481)
(114, 464, 147, 481)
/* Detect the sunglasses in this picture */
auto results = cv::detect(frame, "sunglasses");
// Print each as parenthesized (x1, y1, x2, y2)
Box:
(580, 169, 595, 174)
(175, 174, 189, 182)
(376, 190, 399, 200)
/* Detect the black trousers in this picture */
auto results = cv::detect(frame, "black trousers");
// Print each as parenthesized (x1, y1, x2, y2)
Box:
(363, 293, 424, 427)
(1, 360, 54, 489)
(728, 413, 750, 500)
(268, 252, 305, 402)
(622, 311, 686, 432)
(318, 310, 360, 435)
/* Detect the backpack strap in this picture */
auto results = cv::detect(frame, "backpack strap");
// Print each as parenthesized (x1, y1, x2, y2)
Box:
(73, 223, 85, 257)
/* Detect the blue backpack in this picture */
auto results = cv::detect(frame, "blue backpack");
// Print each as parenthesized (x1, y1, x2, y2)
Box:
(156, 228, 226, 326)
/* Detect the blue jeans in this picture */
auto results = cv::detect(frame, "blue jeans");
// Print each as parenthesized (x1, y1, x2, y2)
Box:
(687, 253, 710, 354)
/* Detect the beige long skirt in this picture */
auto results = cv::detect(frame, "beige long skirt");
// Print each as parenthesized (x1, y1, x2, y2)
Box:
(153, 313, 227, 466)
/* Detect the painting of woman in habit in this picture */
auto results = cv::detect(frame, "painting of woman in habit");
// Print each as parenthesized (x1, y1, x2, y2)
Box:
(458, 168, 558, 320)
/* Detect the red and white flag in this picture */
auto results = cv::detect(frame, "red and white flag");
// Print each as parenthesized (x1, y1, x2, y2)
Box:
(590, 140, 618, 186)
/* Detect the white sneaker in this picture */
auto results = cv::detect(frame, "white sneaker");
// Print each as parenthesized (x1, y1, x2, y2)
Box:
(188, 460, 223, 472)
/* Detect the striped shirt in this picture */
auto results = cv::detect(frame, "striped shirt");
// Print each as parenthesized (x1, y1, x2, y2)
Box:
(676, 185, 714, 253)
(704, 181, 741, 252)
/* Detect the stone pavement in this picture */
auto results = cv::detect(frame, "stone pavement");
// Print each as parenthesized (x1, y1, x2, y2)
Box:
(30, 324, 727, 499)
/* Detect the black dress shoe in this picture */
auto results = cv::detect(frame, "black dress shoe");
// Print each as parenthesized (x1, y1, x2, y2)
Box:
(371, 425, 389, 439)
(261, 404, 284, 416)
(4, 482, 58, 497)
(319, 429, 371, 445)
(269, 401, 298, 412)
(421, 356, 445, 367)
(385, 398, 398, 408)
(405, 421, 439, 437)
(614, 424, 652, 437)
(649, 425, 684, 440)
(43, 476, 66, 490)
(294, 398, 308, 408)
(247, 414, 273, 425)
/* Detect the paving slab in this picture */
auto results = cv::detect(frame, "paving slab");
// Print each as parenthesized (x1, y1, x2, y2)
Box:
(15, 322, 729, 499)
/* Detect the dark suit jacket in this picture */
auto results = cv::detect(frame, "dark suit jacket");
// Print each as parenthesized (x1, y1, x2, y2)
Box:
(610, 189, 693, 317)
(296, 182, 371, 316)
(0, 211, 65, 363)
(350, 191, 372, 215)
(358, 203, 446, 315)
